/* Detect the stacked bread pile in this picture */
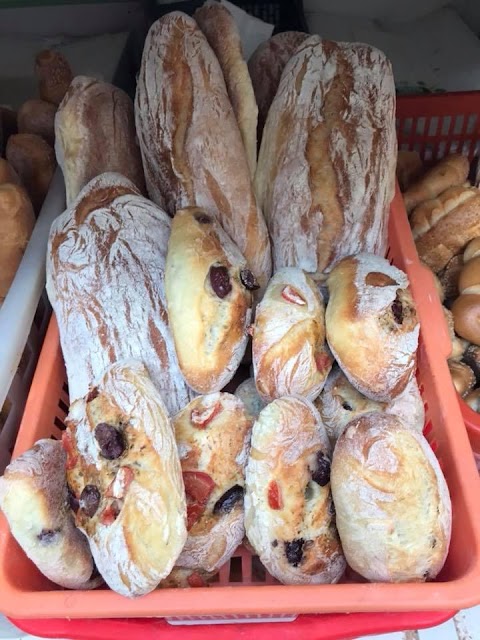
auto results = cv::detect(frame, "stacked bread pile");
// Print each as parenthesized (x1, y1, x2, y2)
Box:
(0, 4, 451, 598)
(399, 151, 480, 408)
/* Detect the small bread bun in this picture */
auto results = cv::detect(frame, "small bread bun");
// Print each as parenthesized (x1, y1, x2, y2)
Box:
(451, 294, 480, 346)
(17, 98, 56, 146)
(458, 255, 480, 294)
(464, 237, 480, 263)
(465, 388, 480, 412)
(448, 360, 476, 397)
(35, 49, 73, 106)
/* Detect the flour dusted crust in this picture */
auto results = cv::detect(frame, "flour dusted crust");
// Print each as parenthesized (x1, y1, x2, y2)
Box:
(165, 207, 253, 393)
(326, 253, 420, 402)
(171, 393, 252, 574)
(244, 397, 345, 585)
(331, 413, 452, 582)
(0, 439, 100, 590)
(252, 267, 332, 401)
(194, 1, 258, 177)
(135, 12, 271, 290)
(46, 172, 195, 414)
(55, 76, 146, 205)
(255, 36, 397, 280)
(248, 31, 309, 136)
(65, 361, 187, 597)
(316, 366, 425, 442)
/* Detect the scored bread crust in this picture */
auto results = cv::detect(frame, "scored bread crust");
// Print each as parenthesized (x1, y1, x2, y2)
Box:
(252, 267, 332, 402)
(0, 439, 100, 590)
(244, 396, 345, 585)
(65, 360, 187, 597)
(55, 76, 146, 205)
(194, 1, 258, 177)
(325, 254, 420, 402)
(135, 12, 271, 290)
(331, 412, 452, 583)
(254, 35, 397, 281)
(46, 172, 195, 415)
(165, 207, 252, 394)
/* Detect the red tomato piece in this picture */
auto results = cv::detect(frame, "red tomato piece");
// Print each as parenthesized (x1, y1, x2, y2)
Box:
(315, 352, 331, 372)
(187, 572, 206, 588)
(281, 285, 306, 305)
(62, 431, 77, 470)
(190, 403, 222, 429)
(267, 480, 283, 510)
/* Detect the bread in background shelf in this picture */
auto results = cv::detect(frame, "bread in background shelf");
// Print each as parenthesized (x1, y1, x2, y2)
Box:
(35, 49, 73, 106)
(396, 150, 424, 192)
(0, 158, 20, 186)
(18, 98, 56, 146)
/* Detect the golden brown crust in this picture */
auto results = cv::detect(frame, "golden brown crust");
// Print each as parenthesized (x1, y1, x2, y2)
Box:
(35, 49, 73, 106)
(452, 294, 480, 346)
(464, 237, 480, 262)
(438, 254, 463, 301)
(410, 185, 477, 240)
(17, 98, 56, 146)
(448, 359, 476, 397)
(0, 158, 20, 186)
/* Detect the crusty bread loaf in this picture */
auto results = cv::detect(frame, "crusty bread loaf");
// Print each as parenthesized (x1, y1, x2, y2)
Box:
(194, 1, 258, 177)
(35, 49, 73, 106)
(0, 183, 36, 304)
(171, 393, 252, 574)
(165, 207, 254, 393)
(0, 439, 100, 590)
(55, 76, 146, 204)
(65, 360, 187, 597)
(255, 36, 397, 281)
(403, 154, 470, 214)
(331, 412, 452, 583)
(6, 133, 56, 214)
(396, 150, 424, 193)
(46, 172, 195, 414)
(135, 12, 271, 291)
(0, 158, 20, 186)
(17, 98, 56, 146)
(326, 254, 419, 402)
(252, 267, 332, 401)
(245, 396, 345, 585)
(248, 31, 309, 139)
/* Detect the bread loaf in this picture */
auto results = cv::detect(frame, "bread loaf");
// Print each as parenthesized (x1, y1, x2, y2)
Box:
(135, 12, 271, 290)
(331, 412, 452, 583)
(65, 360, 187, 597)
(55, 76, 146, 204)
(248, 31, 309, 139)
(255, 36, 397, 281)
(0, 158, 20, 186)
(17, 98, 56, 146)
(403, 154, 470, 214)
(194, 1, 258, 176)
(0, 183, 36, 305)
(35, 49, 73, 106)
(6, 133, 55, 213)
(46, 172, 195, 414)
(396, 150, 424, 192)
(0, 439, 100, 590)
(326, 254, 419, 402)
(245, 396, 345, 584)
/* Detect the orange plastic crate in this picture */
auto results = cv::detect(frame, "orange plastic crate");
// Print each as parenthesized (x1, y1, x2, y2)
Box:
(0, 179, 480, 622)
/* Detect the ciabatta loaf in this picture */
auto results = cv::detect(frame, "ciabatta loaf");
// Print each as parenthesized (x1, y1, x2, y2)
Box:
(46, 172, 195, 415)
(255, 36, 397, 281)
(135, 12, 271, 290)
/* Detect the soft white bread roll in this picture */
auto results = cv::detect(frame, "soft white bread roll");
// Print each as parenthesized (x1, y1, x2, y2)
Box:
(448, 359, 476, 397)
(135, 12, 271, 291)
(65, 360, 187, 597)
(248, 31, 308, 137)
(17, 98, 56, 146)
(171, 393, 252, 575)
(245, 397, 345, 585)
(331, 412, 452, 583)
(403, 154, 470, 214)
(55, 76, 146, 204)
(451, 294, 480, 347)
(255, 36, 397, 281)
(46, 172, 195, 414)
(316, 366, 424, 442)
(194, 1, 258, 177)
(0, 183, 36, 305)
(234, 377, 266, 419)
(165, 207, 254, 394)
(326, 253, 420, 402)
(0, 439, 101, 590)
(0, 158, 20, 185)
(35, 49, 73, 106)
(252, 267, 332, 401)
(396, 150, 424, 193)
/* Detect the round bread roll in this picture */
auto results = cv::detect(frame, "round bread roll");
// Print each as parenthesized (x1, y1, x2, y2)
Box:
(35, 49, 73, 106)
(326, 253, 419, 402)
(6, 133, 56, 213)
(17, 98, 56, 146)
(331, 412, 452, 583)
(165, 207, 254, 394)
(451, 294, 480, 346)
(245, 397, 346, 585)
(0, 158, 20, 186)
(458, 255, 480, 294)
(253, 267, 332, 402)
(0, 439, 101, 590)
(463, 236, 480, 263)
(465, 388, 480, 412)
(316, 366, 424, 442)
(234, 377, 266, 419)
(172, 393, 252, 575)
(448, 360, 475, 397)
